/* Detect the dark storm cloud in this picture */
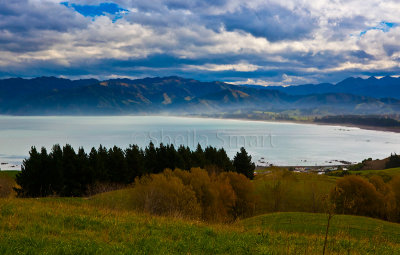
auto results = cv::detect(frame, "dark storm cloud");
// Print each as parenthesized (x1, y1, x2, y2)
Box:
(0, 0, 399, 86)
(0, 0, 87, 53)
(123, 1, 317, 42)
(350, 50, 375, 60)
(0, 1, 87, 33)
(204, 6, 317, 42)
(383, 45, 400, 57)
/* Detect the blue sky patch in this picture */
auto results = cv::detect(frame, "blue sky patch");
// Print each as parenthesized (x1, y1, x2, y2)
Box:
(61, 2, 128, 21)
(360, 21, 397, 36)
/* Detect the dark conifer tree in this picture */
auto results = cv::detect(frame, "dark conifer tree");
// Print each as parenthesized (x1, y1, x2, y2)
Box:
(76, 147, 93, 193)
(166, 144, 182, 170)
(177, 145, 192, 170)
(88, 147, 99, 181)
(217, 148, 234, 171)
(155, 143, 168, 173)
(192, 144, 205, 168)
(38, 147, 53, 196)
(203, 146, 233, 171)
(204, 146, 217, 166)
(49, 144, 64, 194)
(15, 142, 256, 197)
(61, 144, 79, 196)
(125, 144, 145, 180)
(96, 145, 109, 181)
(107, 146, 129, 183)
(144, 141, 157, 174)
(233, 147, 255, 179)
(15, 147, 42, 197)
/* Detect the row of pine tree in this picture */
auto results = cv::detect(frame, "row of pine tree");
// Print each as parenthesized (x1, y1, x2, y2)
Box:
(15, 142, 255, 197)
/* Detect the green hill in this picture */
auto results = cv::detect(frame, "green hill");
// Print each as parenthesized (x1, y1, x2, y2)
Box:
(242, 212, 400, 243)
(1, 196, 399, 254)
(349, 167, 400, 181)
(0, 171, 19, 179)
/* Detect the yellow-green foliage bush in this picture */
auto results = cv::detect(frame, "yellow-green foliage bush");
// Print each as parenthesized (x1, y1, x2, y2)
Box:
(0, 175, 15, 198)
(217, 171, 256, 219)
(254, 169, 333, 214)
(131, 171, 201, 219)
(390, 176, 400, 220)
(369, 175, 397, 221)
(331, 175, 399, 221)
(173, 168, 224, 221)
(331, 175, 382, 217)
(130, 168, 255, 222)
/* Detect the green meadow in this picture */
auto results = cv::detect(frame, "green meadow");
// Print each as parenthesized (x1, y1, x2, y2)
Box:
(350, 167, 400, 181)
(0, 190, 400, 254)
(2, 167, 400, 254)
(0, 170, 19, 179)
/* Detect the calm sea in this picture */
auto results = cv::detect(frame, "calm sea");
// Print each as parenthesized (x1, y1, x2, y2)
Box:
(1, 115, 399, 170)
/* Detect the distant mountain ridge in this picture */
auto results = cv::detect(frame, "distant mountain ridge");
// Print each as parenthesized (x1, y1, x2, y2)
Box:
(0, 76, 400, 115)
(248, 76, 400, 99)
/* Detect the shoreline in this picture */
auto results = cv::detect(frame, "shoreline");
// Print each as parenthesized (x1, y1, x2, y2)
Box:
(182, 114, 400, 134)
(0, 113, 399, 134)
(312, 122, 400, 134)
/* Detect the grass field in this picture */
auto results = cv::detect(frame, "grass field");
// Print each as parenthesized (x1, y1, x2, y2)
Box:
(1, 194, 400, 254)
(0, 170, 19, 179)
(2, 168, 400, 254)
(350, 167, 400, 181)
(242, 212, 400, 243)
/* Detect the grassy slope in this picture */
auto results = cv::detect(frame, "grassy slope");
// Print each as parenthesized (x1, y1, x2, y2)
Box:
(350, 167, 400, 181)
(1, 169, 400, 254)
(1, 196, 400, 254)
(242, 212, 400, 243)
(0, 170, 19, 179)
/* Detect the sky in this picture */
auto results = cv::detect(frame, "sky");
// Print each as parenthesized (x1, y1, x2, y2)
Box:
(0, 0, 400, 85)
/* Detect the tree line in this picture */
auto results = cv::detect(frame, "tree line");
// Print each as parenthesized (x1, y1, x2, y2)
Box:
(386, 153, 400, 169)
(314, 115, 400, 127)
(15, 143, 255, 197)
(349, 153, 400, 171)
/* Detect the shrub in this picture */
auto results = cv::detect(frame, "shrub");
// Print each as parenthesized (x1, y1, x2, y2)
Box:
(369, 175, 397, 221)
(173, 168, 220, 221)
(254, 170, 332, 213)
(131, 171, 201, 219)
(217, 171, 256, 220)
(0, 176, 15, 198)
(325, 170, 350, 177)
(330, 175, 383, 218)
(130, 168, 255, 222)
(255, 169, 296, 212)
(211, 174, 237, 222)
(389, 176, 400, 221)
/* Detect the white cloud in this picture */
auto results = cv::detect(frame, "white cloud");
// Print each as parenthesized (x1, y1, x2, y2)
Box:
(229, 74, 316, 86)
(185, 62, 261, 72)
(1, 0, 400, 81)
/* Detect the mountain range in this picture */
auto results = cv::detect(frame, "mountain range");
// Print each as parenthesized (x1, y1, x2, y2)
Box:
(0, 76, 400, 115)
(254, 76, 400, 99)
